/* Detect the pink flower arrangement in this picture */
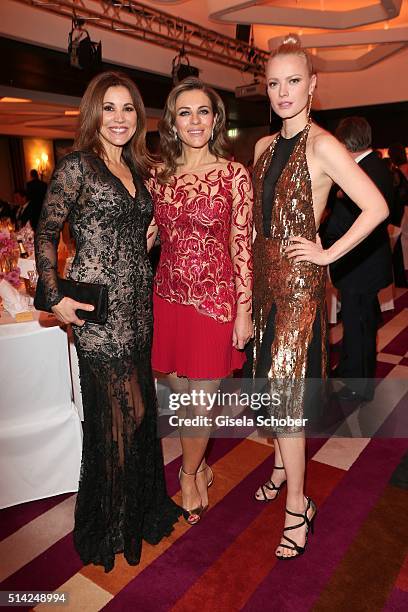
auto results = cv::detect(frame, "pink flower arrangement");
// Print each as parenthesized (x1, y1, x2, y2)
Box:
(0, 267, 21, 288)
(0, 232, 21, 286)
(0, 231, 17, 258)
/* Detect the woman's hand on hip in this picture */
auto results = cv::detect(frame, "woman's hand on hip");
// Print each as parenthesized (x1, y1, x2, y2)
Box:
(285, 235, 332, 266)
(233, 312, 253, 350)
(51, 296, 94, 326)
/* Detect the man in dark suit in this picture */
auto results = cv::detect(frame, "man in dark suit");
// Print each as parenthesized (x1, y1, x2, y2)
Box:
(26, 169, 47, 231)
(324, 117, 394, 401)
(0, 199, 14, 220)
(13, 190, 33, 229)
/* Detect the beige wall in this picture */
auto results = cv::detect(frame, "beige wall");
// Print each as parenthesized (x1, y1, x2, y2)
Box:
(230, 126, 269, 165)
(314, 47, 408, 110)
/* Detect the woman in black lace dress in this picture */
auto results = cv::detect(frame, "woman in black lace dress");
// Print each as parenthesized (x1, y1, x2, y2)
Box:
(35, 72, 181, 573)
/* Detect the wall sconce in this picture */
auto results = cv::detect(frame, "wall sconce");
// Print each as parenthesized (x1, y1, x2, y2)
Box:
(35, 152, 49, 180)
(228, 128, 238, 138)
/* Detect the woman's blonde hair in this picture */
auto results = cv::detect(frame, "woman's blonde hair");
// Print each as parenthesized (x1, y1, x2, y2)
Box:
(157, 77, 230, 184)
(268, 33, 315, 76)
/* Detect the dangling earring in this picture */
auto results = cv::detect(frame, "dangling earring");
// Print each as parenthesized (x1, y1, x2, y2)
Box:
(269, 104, 272, 124)
(307, 93, 313, 118)
(211, 126, 214, 141)
(173, 130, 178, 141)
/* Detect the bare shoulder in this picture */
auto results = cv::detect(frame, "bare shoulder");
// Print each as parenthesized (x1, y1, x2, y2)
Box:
(254, 133, 278, 164)
(308, 123, 361, 185)
(309, 124, 345, 161)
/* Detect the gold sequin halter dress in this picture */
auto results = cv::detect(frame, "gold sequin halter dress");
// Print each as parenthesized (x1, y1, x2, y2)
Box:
(251, 121, 328, 434)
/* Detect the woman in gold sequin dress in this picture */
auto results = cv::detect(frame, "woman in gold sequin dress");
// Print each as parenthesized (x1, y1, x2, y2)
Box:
(251, 35, 388, 559)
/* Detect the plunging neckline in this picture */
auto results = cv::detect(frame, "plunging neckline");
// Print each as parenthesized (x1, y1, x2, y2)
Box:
(261, 120, 318, 233)
(268, 121, 310, 182)
(100, 157, 137, 199)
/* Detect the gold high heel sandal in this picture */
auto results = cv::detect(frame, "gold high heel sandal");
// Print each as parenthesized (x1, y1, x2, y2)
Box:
(197, 463, 214, 511)
(198, 463, 214, 487)
(178, 467, 203, 525)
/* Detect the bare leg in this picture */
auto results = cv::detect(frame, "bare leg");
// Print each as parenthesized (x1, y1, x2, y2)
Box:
(275, 435, 315, 558)
(167, 373, 200, 515)
(167, 373, 220, 513)
(187, 378, 220, 508)
(254, 438, 286, 500)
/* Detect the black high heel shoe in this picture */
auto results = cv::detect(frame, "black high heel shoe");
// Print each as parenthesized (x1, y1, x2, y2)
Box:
(276, 496, 317, 560)
(178, 467, 203, 525)
(254, 465, 286, 502)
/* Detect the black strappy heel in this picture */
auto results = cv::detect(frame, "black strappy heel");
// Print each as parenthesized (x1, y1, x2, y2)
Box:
(276, 496, 317, 560)
(254, 466, 286, 502)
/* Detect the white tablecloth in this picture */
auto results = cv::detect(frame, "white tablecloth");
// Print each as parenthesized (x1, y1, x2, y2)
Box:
(0, 309, 83, 508)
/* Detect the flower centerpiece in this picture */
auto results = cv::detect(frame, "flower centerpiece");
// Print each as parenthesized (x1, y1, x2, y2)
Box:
(0, 231, 21, 288)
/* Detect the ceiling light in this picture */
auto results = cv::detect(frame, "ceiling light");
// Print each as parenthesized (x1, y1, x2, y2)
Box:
(0, 97, 32, 103)
(68, 18, 102, 69)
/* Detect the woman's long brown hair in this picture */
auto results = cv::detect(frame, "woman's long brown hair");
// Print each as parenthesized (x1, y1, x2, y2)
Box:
(157, 77, 230, 184)
(74, 71, 152, 178)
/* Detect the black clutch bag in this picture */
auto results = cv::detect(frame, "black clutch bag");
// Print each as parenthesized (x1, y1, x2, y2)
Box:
(34, 277, 108, 324)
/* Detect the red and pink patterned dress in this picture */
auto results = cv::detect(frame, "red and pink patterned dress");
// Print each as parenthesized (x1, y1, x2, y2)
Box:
(147, 161, 253, 378)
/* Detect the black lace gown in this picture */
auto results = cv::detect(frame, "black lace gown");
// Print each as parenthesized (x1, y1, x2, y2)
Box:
(35, 151, 181, 572)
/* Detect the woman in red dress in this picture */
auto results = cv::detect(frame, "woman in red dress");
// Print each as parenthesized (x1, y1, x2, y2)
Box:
(147, 77, 253, 523)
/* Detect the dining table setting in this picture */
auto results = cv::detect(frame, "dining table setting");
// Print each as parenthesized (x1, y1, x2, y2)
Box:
(0, 218, 83, 509)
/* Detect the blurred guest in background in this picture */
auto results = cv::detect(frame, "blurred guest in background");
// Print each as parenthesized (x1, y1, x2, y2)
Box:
(388, 142, 408, 179)
(0, 198, 14, 221)
(325, 117, 393, 400)
(26, 169, 47, 231)
(13, 190, 33, 230)
(387, 143, 408, 287)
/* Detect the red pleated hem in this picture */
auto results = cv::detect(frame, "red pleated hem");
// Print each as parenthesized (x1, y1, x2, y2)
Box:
(152, 292, 246, 379)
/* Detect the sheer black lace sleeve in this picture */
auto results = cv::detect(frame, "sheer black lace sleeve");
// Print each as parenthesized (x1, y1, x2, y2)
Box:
(35, 152, 83, 308)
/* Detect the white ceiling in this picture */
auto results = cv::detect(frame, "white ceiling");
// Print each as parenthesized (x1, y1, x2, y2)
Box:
(0, 86, 161, 139)
(0, 0, 407, 138)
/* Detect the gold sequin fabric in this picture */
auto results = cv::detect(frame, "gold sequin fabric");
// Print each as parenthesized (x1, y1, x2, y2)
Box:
(252, 121, 327, 434)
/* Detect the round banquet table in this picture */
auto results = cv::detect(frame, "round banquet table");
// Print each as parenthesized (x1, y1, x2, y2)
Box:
(0, 307, 83, 509)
